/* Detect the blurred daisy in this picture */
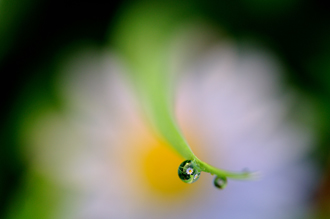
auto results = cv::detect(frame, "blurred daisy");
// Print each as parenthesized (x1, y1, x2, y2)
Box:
(12, 34, 317, 219)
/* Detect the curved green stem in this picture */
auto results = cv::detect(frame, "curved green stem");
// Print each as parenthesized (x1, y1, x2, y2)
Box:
(111, 1, 256, 183)
(196, 158, 256, 180)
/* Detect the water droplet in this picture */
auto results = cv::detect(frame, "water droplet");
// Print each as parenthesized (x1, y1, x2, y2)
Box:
(178, 160, 201, 184)
(214, 176, 227, 189)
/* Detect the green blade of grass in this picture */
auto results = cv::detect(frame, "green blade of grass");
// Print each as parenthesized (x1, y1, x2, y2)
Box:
(110, 1, 255, 181)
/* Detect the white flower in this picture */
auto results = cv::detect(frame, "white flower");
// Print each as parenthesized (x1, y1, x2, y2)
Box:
(186, 168, 194, 175)
(18, 40, 316, 219)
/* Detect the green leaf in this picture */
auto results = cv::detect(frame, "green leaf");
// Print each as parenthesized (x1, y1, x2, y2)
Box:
(110, 1, 256, 186)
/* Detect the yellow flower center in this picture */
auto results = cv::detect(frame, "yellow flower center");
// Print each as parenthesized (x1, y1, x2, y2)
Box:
(142, 139, 187, 194)
(124, 118, 205, 199)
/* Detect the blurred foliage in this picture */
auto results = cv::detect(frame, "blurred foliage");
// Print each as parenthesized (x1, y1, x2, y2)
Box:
(0, 0, 329, 218)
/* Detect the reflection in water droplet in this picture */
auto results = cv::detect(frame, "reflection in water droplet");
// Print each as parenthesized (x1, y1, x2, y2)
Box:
(178, 160, 201, 184)
(214, 176, 227, 189)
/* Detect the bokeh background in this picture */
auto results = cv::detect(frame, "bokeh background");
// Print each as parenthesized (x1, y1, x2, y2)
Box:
(1, 0, 330, 218)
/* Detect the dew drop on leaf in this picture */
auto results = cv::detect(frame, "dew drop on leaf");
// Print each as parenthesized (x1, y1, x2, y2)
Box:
(178, 160, 201, 184)
(214, 176, 227, 189)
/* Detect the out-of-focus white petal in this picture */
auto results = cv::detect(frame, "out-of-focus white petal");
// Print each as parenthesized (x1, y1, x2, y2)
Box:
(176, 42, 316, 218)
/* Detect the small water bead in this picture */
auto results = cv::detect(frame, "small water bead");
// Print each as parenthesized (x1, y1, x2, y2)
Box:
(214, 176, 228, 189)
(178, 160, 201, 183)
